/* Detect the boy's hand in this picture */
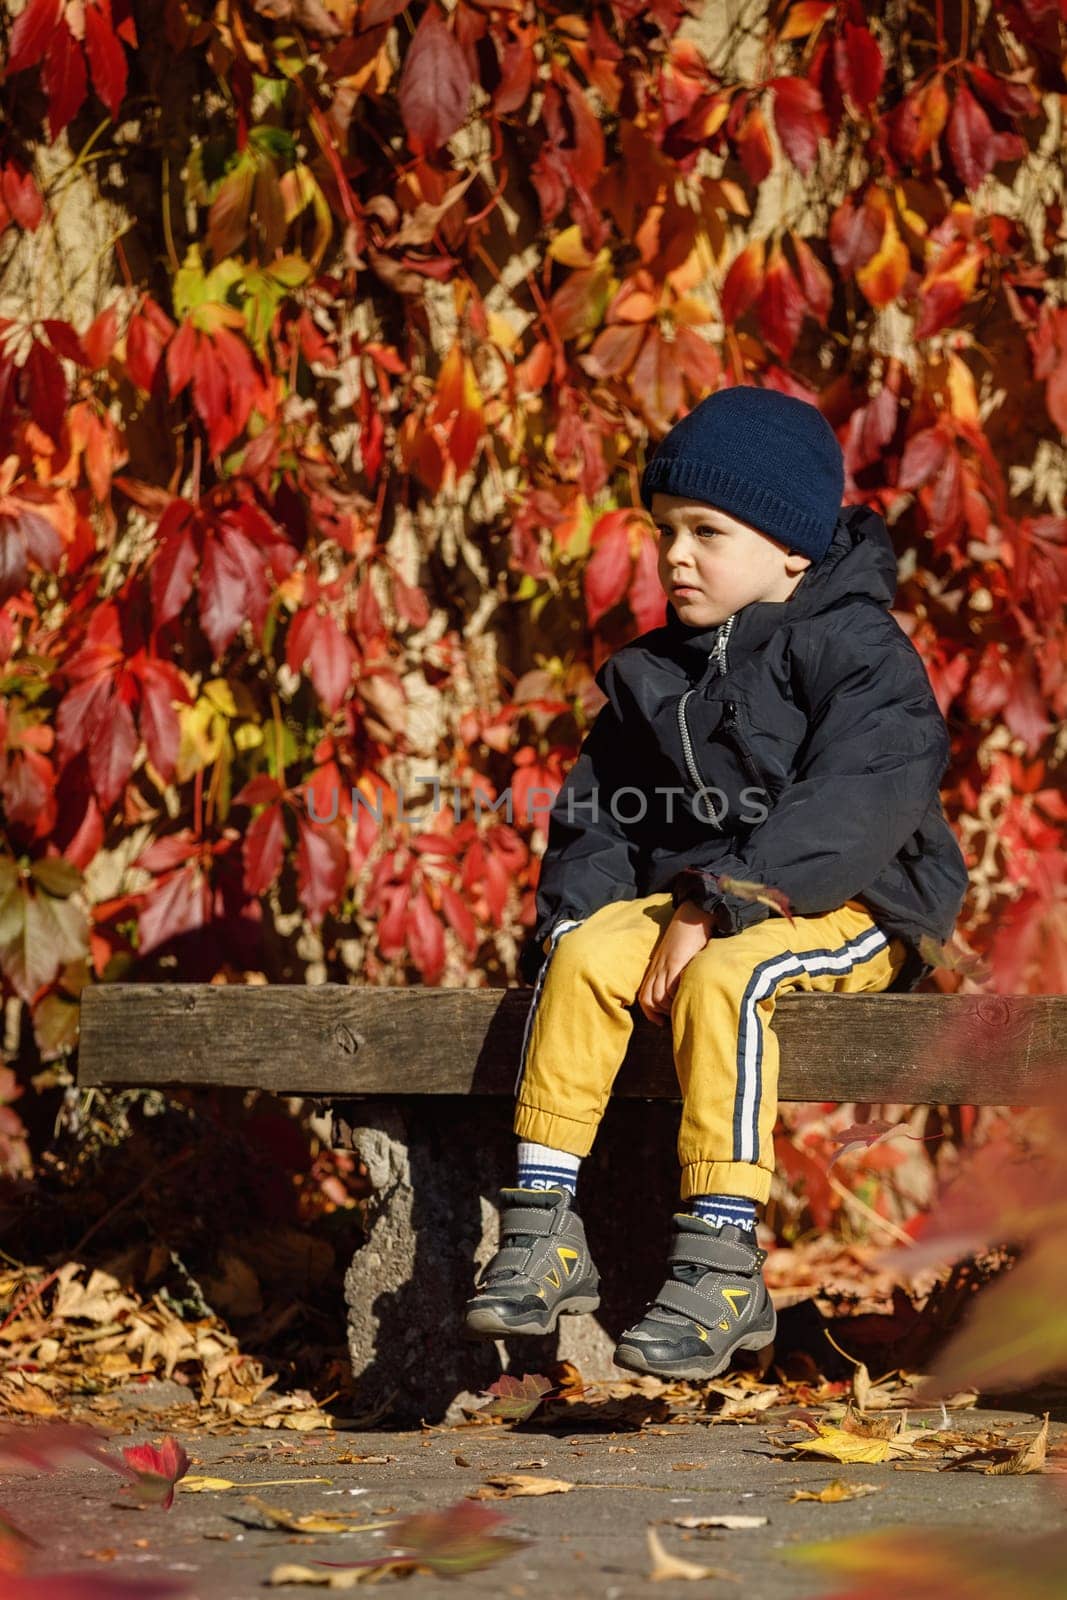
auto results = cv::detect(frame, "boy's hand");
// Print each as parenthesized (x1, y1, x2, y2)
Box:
(637, 902, 715, 1027)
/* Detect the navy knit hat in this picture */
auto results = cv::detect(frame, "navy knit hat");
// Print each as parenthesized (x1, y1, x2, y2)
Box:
(639, 387, 845, 565)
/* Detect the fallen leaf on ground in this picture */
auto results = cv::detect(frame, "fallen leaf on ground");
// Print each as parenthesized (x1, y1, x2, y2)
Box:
(672, 1462, 705, 1472)
(467, 1473, 573, 1499)
(670, 1513, 768, 1529)
(181, 1475, 334, 1492)
(983, 1415, 1048, 1475)
(789, 1427, 917, 1464)
(647, 1526, 737, 1582)
(790, 1480, 881, 1502)
(239, 1495, 391, 1534)
(269, 1499, 524, 1584)
(268, 1561, 404, 1587)
(472, 1373, 553, 1423)
(333, 1454, 397, 1465)
(121, 1436, 190, 1509)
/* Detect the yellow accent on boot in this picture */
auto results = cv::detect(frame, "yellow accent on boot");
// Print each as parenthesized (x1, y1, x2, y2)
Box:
(722, 1287, 750, 1318)
(557, 1246, 579, 1277)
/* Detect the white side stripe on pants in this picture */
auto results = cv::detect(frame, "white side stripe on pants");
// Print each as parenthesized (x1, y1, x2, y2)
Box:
(733, 926, 890, 1163)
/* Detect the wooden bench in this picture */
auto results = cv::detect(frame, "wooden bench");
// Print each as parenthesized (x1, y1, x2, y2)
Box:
(77, 985, 1064, 1421)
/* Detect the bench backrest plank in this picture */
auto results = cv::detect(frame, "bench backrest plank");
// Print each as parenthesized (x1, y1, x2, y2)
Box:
(76, 985, 1066, 1103)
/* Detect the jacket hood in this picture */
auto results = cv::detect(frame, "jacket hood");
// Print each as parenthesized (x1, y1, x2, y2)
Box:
(661, 503, 900, 668)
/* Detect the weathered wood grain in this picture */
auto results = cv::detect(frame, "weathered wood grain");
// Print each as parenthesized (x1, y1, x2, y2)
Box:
(77, 984, 1067, 1102)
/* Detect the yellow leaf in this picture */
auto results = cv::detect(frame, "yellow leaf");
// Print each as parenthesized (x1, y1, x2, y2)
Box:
(467, 1474, 574, 1499)
(946, 350, 979, 424)
(181, 1475, 336, 1493)
(790, 1423, 920, 1464)
(790, 1479, 881, 1503)
(547, 226, 601, 269)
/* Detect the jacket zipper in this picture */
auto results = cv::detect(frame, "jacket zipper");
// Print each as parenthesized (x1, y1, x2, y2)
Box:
(676, 614, 736, 831)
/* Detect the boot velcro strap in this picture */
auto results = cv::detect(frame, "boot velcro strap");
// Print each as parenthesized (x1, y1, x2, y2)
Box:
(668, 1233, 764, 1274)
(479, 1246, 529, 1280)
(655, 1279, 733, 1324)
(500, 1206, 557, 1238)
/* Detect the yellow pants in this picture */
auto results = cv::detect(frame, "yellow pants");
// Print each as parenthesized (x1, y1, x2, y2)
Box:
(514, 894, 909, 1205)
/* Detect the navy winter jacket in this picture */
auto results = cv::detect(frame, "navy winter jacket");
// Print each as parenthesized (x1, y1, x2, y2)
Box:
(520, 504, 970, 993)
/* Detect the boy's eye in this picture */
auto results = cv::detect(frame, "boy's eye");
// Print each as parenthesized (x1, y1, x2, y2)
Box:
(656, 525, 719, 539)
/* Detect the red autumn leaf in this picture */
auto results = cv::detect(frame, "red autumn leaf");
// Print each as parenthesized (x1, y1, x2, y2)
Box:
(843, 384, 898, 475)
(84, 0, 128, 119)
(828, 192, 883, 276)
(898, 425, 950, 491)
(440, 881, 477, 957)
(584, 512, 633, 627)
(1003, 657, 1051, 755)
(675, 324, 721, 396)
(791, 232, 832, 323)
(287, 606, 358, 713)
(770, 76, 829, 175)
(1, 165, 44, 230)
(88, 692, 138, 810)
(834, 21, 884, 112)
(136, 657, 190, 782)
(826, 1118, 912, 1171)
(398, 7, 473, 157)
(198, 533, 250, 659)
(25, 340, 66, 442)
(42, 19, 89, 140)
(407, 884, 446, 981)
(947, 85, 996, 191)
(0, 509, 62, 602)
(757, 242, 806, 361)
(166, 318, 197, 397)
(295, 814, 348, 925)
(138, 863, 211, 957)
(6, 0, 61, 73)
(580, 323, 645, 380)
(628, 531, 667, 634)
(150, 503, 198, 630)
(735, 103, 773, 185)
(243, 799, 287, 896)
(120, 1435, 190, 1510)
(721, 238, 764, 326)
(41, 318, 88, 367)
(631, 326, 684, 431)
(965, 644, 1012, 720)
(126, 297, 175, 393)
(82, 305, 119, 368)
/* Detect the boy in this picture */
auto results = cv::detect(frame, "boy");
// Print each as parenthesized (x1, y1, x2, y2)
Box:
(464, 386, 969, 1380)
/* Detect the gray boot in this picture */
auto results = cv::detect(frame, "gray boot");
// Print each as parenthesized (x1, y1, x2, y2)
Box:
(613, 1216, 776, 1380)
(464, 1187, 601, 1338)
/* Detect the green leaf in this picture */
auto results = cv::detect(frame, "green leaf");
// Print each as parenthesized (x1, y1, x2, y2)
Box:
(29, 858, 84, 898)
(249, 125, 296, 163)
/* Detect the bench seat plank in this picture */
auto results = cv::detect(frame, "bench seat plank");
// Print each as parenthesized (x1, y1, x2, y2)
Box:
(77, 984, 1066, 1103)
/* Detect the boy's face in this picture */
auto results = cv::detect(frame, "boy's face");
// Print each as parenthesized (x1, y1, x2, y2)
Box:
(651, 492, 813, 629)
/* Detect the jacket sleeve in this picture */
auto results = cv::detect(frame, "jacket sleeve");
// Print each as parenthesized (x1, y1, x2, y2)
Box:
(672, 616, 953, 936)
(519, 662, 641, 983)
